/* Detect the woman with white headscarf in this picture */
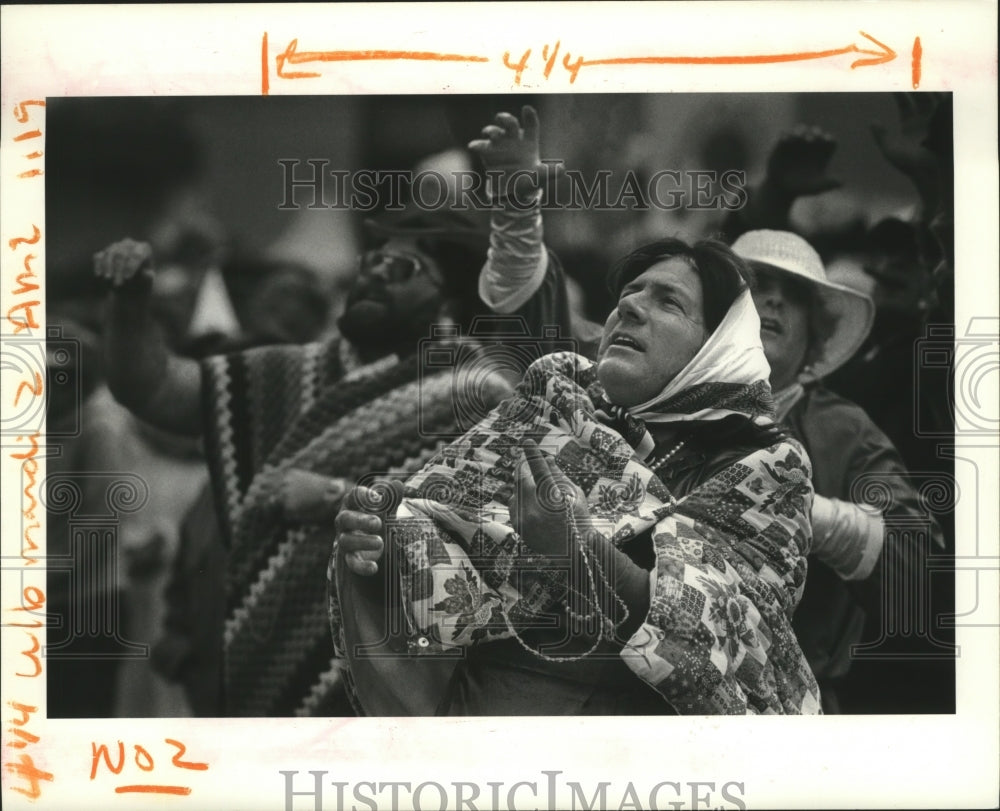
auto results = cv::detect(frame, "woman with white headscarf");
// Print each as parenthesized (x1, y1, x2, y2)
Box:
(331, 236, 822, 716)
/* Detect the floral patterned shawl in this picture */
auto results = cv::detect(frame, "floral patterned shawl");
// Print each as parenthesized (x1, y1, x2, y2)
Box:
(330, 343, 822, 715)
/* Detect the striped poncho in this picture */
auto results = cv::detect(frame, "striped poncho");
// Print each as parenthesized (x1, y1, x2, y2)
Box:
(201, 338, 461, 716)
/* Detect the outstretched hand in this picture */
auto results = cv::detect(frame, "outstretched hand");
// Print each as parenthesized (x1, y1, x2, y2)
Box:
(93, 238, 155, 296)
(871, 92, 944, 210)
(468, 105, 560, 202)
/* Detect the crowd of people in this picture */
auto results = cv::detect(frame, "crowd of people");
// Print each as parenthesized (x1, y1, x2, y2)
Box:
(47, 93, 955, 718)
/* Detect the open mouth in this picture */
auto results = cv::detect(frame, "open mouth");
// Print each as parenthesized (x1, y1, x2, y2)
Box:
(608, 333, 644, 351)
(347, 287, 391, 307)
(759, 316, 784, 336)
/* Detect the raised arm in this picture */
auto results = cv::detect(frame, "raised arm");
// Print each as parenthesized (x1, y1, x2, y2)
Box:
(723, 125, 841, 239)
(468, 105, 593, 361)
(468, 105, 552, 313)
(94, 238, 203, 436)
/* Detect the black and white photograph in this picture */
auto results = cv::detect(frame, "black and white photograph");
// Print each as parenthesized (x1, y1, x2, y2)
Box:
(41, 91, 958, 721)
(1, 4, 997, 810)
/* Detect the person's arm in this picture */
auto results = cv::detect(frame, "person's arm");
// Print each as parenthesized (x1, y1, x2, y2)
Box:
(479, 199, 548, 315)
(810, 494, 884, 581)
(583, 530, 651, 641)
(468, 105, 554, 314)
(871, 92, 948, 220)
(469, 107, 596, 365)
(94, 238, 202, 436)
(621, 437, 821, 714)
(839, 411, 945, 617)
(722, 125, 841, 239)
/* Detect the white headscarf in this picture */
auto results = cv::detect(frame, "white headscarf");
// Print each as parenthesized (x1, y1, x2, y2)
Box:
(627, 288, 773, 424)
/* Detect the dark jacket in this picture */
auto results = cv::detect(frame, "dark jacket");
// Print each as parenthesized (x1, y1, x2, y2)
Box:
(785, 385, 945, 711)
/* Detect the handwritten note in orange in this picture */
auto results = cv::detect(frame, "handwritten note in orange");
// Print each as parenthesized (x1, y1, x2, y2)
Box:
(90, 738, 209, 796)
(2, 99, 52, 803)
(12, 100, 45, 178)
(262, 33, 489, 94)
(261, 30, 908, 92)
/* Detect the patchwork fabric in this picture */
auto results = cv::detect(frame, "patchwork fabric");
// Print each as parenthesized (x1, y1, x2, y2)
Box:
(360, 352, 820, 715)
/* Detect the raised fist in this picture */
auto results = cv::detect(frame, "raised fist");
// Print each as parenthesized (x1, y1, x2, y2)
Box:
(93, 238, 155, 295)
(765, 125, 842, 200)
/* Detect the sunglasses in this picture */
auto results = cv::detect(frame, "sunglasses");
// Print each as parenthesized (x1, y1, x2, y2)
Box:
(357, 249, 442, 285)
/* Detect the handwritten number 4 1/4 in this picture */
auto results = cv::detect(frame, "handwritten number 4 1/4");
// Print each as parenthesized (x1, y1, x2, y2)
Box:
(91, 738, 209, 796)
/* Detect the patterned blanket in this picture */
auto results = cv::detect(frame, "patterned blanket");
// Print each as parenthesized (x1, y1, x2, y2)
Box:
(202, 339, 460, 716)
(333, 352, 822, 715)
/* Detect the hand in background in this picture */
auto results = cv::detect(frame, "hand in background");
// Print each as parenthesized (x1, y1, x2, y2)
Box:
(280, 469, 348, 524)
(871, 92, 945, 213)
(94, 238, 156, 296)
(763, 125, 842, 202)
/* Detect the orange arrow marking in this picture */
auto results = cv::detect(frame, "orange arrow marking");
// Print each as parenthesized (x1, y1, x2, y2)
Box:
(576, 31, 895, 73)
(274, 37, 489, 80)
(260, 30, 901, 94)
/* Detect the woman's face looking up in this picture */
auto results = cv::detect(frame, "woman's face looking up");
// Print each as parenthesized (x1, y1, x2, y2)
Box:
(597, 256, 709, 409)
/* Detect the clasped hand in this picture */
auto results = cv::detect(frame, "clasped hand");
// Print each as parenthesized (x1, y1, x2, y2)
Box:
(333, 480, 405, 577)
(509, 439, 593, 562)
(331, 441, 591, 577)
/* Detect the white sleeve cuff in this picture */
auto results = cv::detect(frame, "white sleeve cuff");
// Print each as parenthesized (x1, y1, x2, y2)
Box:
(811, 496, 885, 581)
(845, 509, 884, 581)
(478, 251, 549, 314)
(477, 199, 547, 315)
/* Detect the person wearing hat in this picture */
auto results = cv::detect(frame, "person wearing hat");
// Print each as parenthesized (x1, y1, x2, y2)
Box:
(457, 104, 942, 712)
(326, 108, 821, 716)
(95, 196, 577, 716)
(731, 228, 944, 713)
(331, 232, 822, 716)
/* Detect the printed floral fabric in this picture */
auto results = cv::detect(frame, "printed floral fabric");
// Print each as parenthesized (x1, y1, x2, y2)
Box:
(339, 352, 821, 715)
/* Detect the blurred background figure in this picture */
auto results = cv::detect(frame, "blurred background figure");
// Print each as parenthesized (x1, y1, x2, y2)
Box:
(45, 99, 338, 717)
(45, 99, 226, 718)
(721, 94, 956, 712)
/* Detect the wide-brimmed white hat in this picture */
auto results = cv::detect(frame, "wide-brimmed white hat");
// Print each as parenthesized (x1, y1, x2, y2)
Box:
(731, 229, 875, 381)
